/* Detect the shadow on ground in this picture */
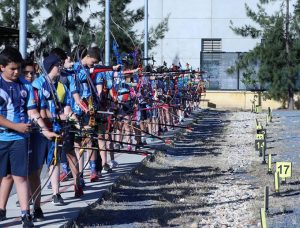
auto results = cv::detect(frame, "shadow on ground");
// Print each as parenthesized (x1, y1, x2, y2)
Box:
(75, 110, 231, 227)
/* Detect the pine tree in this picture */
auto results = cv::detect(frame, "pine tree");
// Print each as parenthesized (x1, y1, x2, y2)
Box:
(93, 0, 169, 66)
(37, 0, 94, 53)
(230, 0, 300, 109)
(0, 0, 43, 46)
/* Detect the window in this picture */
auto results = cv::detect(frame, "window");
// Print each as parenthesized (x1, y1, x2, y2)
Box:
(201, 39, 222, 52)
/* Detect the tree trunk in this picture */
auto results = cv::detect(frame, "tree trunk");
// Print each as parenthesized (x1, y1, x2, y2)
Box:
(288, 88, 294, 110)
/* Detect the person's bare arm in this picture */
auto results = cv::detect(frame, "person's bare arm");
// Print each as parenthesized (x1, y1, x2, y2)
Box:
(0, 115, 30, 133)
(28, 109, 59, 139)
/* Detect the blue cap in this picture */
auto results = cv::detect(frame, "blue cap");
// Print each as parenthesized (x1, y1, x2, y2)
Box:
(43, 55, 61, 73)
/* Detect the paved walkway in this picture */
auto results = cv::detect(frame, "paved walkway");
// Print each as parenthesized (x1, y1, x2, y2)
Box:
(0, 115, 195, 228)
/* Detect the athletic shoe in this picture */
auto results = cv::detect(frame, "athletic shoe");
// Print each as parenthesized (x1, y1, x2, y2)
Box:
(135, 141, 143, 148)
(22, 214, 34, 228)
(74, 185, 84, 198)
(90, 171, 99, 182)
(109, 160, 119, 169)
(52, 194, 65, 206)
(179, 116, 184, 122)
(33, 207, 45, 222)
(114, 143, 121, 150)
(102, 163, 112, 174)
(0, 209, 6, 221)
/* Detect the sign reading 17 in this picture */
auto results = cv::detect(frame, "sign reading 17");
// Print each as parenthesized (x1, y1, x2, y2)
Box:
(276, 162, 292, 178)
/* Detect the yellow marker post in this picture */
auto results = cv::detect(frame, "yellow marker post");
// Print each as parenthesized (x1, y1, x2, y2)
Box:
(256, 105, 262, 113)
(274, 171, 280, 194)
(262, 143, 266, 164)
(276, 162, 292, 183)
(257, 124, 263, 131)
(260, 208, 267, 228)
(256, 134, 265, 140)
(264, 186, 269, 213)
(267, 154, 272, 174)
(268, 107, 273, 122)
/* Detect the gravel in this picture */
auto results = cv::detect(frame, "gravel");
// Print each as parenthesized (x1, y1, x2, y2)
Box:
(75, 109, 300, 228)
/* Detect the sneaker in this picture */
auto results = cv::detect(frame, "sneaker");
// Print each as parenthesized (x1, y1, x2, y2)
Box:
(74, 185, 84, 198)
(141, 137, 147, 144)
(22, 214, 34, 228)
(109, 160, 119, 169)
(90, 171, 99, 182)
(102, 163, 112, 174)
(127, 145, 132, 151)
(0, 209, 6, 221)
(52, 194, 65, 206)
(59, 171, 69, 182)
(135, 141, 143, 148)
(33, 207, 44, 222)
(179, 116, 184, 122)
(47, 182, 52, 189)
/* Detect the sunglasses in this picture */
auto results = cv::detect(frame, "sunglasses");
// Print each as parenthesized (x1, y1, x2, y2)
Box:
(24, 71, 35, 76)
(53, 63, 64, 70)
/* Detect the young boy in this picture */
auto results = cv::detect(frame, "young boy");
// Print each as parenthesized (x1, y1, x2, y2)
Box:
(0, 47, 57, 227)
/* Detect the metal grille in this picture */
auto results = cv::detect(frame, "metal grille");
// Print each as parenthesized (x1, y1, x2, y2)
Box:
(201, 39, 222, 52)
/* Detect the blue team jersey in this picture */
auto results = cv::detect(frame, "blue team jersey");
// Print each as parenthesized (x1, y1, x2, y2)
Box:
(33, 75, 71, 119)
(94, 71, 114, 90)
(31, 75, 45, 90)
(177, 77, 184, 89)
(0, 75, 37, 141)
(183, 75, 190, 87)
(70, 62, 92, 115)
(60, 69, 79, 95)
(132, 74, 139, 84)
(94, 72, 105, 86)
(113, 78, 131, 102)
(150, 79, 157, 90)
(73, 62, 91, 99)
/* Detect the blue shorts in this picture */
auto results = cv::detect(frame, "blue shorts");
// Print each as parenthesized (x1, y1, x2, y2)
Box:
(29, 132, 49, 173)
(0, 139, 29, 177)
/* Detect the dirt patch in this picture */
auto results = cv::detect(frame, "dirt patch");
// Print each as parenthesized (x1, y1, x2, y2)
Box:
(74, 109, 300, 227)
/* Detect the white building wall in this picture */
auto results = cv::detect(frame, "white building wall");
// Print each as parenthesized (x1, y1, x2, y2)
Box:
(31, 0, 292, 70)
(132, 0, 286, 69)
